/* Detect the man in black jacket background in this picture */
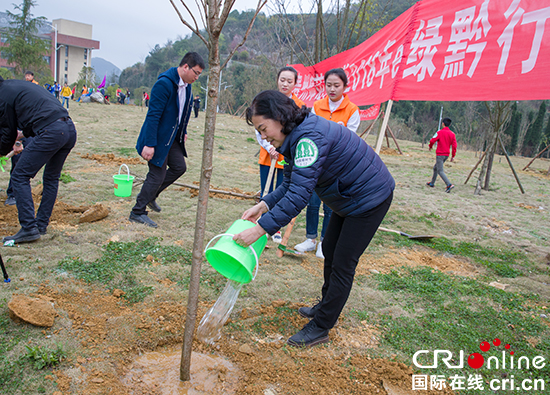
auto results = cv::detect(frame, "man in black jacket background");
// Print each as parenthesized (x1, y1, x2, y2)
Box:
(0, 76, 77, 243)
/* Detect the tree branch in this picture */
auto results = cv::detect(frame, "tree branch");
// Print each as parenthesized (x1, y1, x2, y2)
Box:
(221, 0, 267, 69)
(169, 0, 209, 48)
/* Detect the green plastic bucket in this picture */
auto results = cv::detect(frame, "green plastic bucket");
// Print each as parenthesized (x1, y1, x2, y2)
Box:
(113, 164, 134, 197)
(204, 219, 268, 284)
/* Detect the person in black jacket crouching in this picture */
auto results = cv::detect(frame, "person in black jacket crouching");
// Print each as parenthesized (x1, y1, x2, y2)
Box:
(233, 90, 395, 347)
(0, 76, 77, 243)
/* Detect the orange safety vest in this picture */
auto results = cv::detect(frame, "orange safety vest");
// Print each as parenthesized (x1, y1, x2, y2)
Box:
(258, 93, 305, 168)
(313, 94, 358, 127)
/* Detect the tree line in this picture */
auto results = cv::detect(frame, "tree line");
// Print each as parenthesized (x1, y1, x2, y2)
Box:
(3, 0, 548, 157)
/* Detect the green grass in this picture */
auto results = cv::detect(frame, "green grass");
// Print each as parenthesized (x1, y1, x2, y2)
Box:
(0, 299, 59, 393)
(372, 233, 528, 278)
(115, 147, 137, 157)
(58, 238, 192, 303)
(245, 306, 298, 337)
(59, 172, 76, 184)
(0, 300, 28, 392)
(371, 267, 550, 394)
(24, 344, 66, 370)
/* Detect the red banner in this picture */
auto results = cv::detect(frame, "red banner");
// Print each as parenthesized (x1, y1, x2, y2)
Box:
(291, 0, 550, 105)
(359, 104, 380, 120)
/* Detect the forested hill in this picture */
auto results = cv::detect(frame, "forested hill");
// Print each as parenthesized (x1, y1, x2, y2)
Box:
(119, 0, 417, 92)
(119, 2, 548, 157)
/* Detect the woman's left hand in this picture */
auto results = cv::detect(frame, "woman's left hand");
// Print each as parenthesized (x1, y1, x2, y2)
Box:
(233, 225, 266, 247)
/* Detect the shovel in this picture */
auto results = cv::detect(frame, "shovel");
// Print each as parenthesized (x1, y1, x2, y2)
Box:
(276, 217, 303, 257)
(378, 226, 437, 241)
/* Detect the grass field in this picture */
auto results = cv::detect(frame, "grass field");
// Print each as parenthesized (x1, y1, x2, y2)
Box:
(0, 102, 548, 394)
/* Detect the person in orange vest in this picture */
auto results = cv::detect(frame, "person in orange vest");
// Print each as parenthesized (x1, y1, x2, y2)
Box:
(295, 68, 360, 259)
(256, 66, 306, 243)
(24, 71, 39, 85)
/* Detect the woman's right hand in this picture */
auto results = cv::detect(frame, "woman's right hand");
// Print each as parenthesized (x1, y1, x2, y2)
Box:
(268, 146, 279, 160)
(241, 202, 268, 223)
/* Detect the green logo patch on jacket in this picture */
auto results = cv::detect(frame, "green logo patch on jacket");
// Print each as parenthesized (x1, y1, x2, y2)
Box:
(295, 138, 318, 168)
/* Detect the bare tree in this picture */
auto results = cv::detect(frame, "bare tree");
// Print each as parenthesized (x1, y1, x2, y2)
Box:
(474, 101, 511, 195)
(269, 0, 391, 66)
(168, 0, 267, 381)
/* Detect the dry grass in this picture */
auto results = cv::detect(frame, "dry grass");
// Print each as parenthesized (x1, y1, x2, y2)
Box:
(0, 101, 549, 394)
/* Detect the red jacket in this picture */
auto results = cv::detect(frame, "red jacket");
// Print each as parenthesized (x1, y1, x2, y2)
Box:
(429, 127, 457, 157)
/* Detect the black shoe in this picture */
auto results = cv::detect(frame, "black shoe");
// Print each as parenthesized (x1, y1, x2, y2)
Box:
(298, 301, 321, 319)
(4, 196, 16, 206)
(426, 182, 435, 188)
(3, 227, 40, 244)
(147, 200, 161, 213)
(287, 320, 329, 348)
(445, 184, 455, 193)
(38, 227, 47, 235)
(129, 212, 158, 228)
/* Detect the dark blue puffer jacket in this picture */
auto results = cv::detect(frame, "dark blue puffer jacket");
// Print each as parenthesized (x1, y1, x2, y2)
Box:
(135, 67, 192, 167)
(258, 113, 395, 235)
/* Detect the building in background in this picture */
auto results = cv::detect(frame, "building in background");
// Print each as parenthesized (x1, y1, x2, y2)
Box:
(0, 13, 100, 85)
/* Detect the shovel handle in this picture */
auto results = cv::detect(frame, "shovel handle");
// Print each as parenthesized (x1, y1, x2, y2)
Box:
(262, 159, 277, 197)
(377, 226, 410, 237)
(276, 216, 297, 258)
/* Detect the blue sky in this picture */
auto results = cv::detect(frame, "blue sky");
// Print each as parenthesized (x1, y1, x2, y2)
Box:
(29, 0, 266, 70)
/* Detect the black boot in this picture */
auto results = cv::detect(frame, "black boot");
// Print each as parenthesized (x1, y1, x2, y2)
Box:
(287, 320, 329, 348)
(298, 300, 321, 319)
(3, 227, 40, 244)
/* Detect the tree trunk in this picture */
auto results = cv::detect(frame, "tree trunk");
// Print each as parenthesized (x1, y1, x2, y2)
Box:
(483, 134, 497, 190)
(180, 32, 221, 384)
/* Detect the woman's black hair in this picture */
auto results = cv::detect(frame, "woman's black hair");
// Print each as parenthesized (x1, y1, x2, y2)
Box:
(246, 90, 310, 135)
(277, 66, 299, 84)
(324, 68, 348, 86)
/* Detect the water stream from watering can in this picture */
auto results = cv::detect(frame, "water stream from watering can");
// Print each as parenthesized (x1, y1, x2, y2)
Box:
(196, 279, 243, 345)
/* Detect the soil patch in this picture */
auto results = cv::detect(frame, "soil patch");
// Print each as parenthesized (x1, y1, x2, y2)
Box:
(299, 247, 478, 278)
(0, 200, 90, 233)
(28, 281, 449, 394)
(180, 182, 256, 201)
(80, 153, 144, 165)
(380, 146, 400, 156)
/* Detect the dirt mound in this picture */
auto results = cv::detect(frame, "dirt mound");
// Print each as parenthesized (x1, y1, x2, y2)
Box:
(180, 182, 256, 201)
(380, 146, 400, 156)
(299, 247, 478, 278)
(31, 281, 451, 395)
(0, 200, 90, 232)
(79, 203, 109, 223)
(359, 248, 479, 277)
(80, 153, 143, 165)
(8, 294, 56, 327)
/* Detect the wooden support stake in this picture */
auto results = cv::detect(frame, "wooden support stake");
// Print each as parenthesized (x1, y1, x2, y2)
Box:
(386, 125, 403, 155)
(498, 135, 525, 194)
(359, 110, 382, 139)
(375, 100, 393, 155)
(522, 143, 550, 171)
(464, 150, 486, 185)
(131, 174, 257, 199)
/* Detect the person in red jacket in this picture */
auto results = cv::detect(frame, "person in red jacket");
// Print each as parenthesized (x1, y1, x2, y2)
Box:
(427, 117, 457, 193)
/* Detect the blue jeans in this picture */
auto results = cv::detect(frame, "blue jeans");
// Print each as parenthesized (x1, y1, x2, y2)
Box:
(62, 96, 70, 109)
(12, 118, 77, 230)
(306, 192, 332, 240)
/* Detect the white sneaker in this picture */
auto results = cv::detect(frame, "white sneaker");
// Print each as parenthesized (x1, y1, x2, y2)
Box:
(316, 241, 324, 259)
(295, 238, 317, 252)
(272, 231, 282, 244)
